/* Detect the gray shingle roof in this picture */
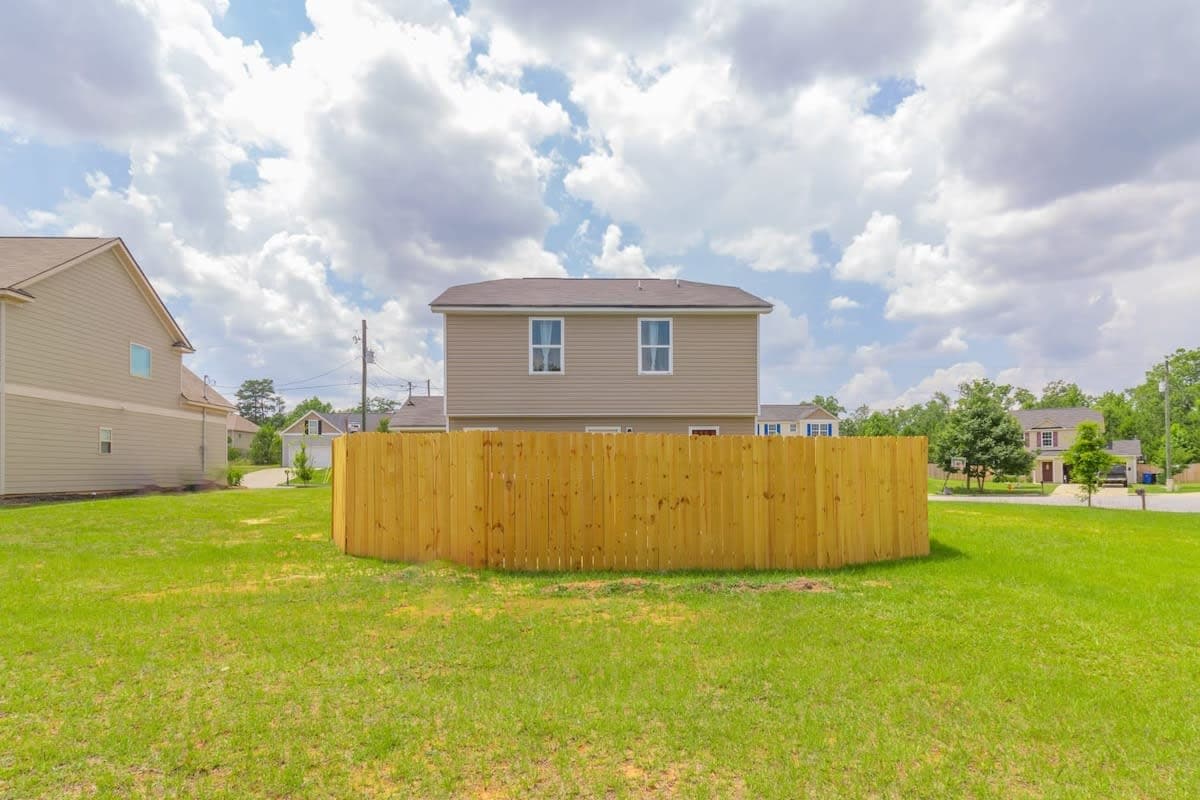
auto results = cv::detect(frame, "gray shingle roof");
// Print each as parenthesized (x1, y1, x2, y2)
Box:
(757, 403, 838, 422)
(181, 367, 235, 410)
(430, 278, 772, 310)
(0, 237, 119, 288)
(227, 414, 260, 434)
(1107, 439, 1143, 457)
(1012, 407, 1103, 429)
(389, 395, 446, 429)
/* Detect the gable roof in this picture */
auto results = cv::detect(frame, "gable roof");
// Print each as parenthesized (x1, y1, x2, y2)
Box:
(1012, 407, 1103, 430)
(180, 367, 235, 412)
(281, 410, 343, 435)
(389, 395, 446, 429)
(0, 236, 194, 351)
(757, 403, 838, 422)
(280, 410, 398, 435)
(227, 414, 260, 434)
(430, 278, 772, 311)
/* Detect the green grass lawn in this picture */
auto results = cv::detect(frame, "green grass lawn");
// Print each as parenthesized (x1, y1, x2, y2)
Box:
(926, 477, 1046, 495)
(1129, 482, 1200, 494)
(2, 492, 1198, 798)
(278, 467, 331, 487)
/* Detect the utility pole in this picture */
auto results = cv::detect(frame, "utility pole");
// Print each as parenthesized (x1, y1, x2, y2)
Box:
(427, 378, 431, 396)
(1164, 356, 1173, 492)
(360, 319, 368, 434)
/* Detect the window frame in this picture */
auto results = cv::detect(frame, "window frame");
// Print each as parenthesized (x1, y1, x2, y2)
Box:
(762, 423, 781, 435)
(98, 427, 112, 455)
(808, 423, 833, 437)
(688, 426, 720, 436)
(1040, 430, 1055, 448)
(528, 317, 565, 375)
(637, 317, 673, 375)
(305, 419, 321, 435)
(129, 342, 152, 379)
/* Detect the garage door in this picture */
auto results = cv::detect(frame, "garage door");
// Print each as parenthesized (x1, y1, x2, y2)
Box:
(287, 442, 332, 469)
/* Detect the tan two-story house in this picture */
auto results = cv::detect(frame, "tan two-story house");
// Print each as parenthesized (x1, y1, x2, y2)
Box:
(431, 278, 772, 434)
(1, 237, 231, 497)
(1013, 407, 1141, 485)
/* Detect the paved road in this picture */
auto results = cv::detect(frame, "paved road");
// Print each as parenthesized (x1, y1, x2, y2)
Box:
(239, 468, 289, 489)
(928, 489, 1200, 513)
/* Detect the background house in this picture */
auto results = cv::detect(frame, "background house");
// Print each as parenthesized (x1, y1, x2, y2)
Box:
(1012, 407, 1141, 484)
(1, 237, 231, 496)
(757, 403, 840, 436)
(227, 414, 259, 451)
(431, 277, 772, 435)
(279, 411, 394, 468)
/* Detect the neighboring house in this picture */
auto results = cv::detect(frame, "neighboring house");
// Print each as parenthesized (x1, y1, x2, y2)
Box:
(0, 237, 232, 497)
(757, 403, 840, 436)
(227, 414, 259, 450)
(389, 395, 447, 432)
(430, 278, 772, 434)
(1012, 407, 1141, 485)
(279, 411, 392, 468)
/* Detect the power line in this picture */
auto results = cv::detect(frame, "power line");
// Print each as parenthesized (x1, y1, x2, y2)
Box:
(275, 358, 358, 388)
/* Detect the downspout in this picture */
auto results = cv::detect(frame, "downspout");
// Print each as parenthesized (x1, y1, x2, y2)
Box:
(201, 407, 207, 477)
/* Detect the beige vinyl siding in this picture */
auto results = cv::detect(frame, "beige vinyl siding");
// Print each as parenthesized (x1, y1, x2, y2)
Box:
(445, 313, 758, 416)
(202, 409, 228, 476)
(229, 429, 256, 450)
(1026, 428, 1081, 450)
(4, 395, 216, 494)
(448, 416, 755, 435)
(4, 248, 184, 407)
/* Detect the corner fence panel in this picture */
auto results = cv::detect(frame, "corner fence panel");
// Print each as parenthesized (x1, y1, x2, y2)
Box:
(329, 431, 930, 571)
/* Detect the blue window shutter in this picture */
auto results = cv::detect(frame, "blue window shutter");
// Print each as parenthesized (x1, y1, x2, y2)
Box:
(806, 423, 812, 436)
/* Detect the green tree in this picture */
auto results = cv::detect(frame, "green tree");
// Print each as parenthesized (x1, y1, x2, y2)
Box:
(285, 396, 333, 427)
(235, 379, 286, 426)
(376, 417, 391, 432)
(932, 380, 1034, 491)
(1062, 421, 1117, 507)
(292, 441, 315, 484)
(249, 424, 282, 465)
(341, 396, 399, 415)
(1012, 387, 1038, 409)
(1149, 423, 1197, 479)
(857, 411, 899, 436)
(1036, 380, 1093, 408)
(809, 395, 846, 417)
(1095, 390, 1137, 441)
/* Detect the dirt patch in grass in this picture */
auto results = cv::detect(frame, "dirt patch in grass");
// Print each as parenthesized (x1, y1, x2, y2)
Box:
(542, 577, 655, 597)
(694, 577, 834, 594)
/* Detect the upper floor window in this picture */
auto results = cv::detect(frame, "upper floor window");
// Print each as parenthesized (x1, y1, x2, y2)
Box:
(1040, 431, 1055, 448)
(638, 318, 672, 374)
(130, 343, 151, 378)
(99, 427, 112, 454)
(808, 423, 833, 437)
(305, 419, 321, 435)
(530, 318, 563, 373)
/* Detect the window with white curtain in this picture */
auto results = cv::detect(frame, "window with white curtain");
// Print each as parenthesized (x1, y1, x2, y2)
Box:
(638, 318, 672, 374)
(529, 318, 564, 373)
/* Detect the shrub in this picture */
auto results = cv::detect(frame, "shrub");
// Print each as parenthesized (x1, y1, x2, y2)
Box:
(292, 442, 315, 484)
(226, 466, 245, 487)
(228, 446, 245, 462)
(249, 426, 282, 465)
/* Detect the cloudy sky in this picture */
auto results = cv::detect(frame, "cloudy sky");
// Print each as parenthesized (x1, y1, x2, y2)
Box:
(2, 0, 1197, 410)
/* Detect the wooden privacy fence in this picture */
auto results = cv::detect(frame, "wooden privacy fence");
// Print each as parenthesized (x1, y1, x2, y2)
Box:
(331, 431, 929, 571)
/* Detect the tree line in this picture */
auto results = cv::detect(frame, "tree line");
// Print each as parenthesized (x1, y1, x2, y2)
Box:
(808, 346, 1200, 478)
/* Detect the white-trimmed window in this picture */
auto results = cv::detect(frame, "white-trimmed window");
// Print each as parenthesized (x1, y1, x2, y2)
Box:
(305, 419, 321, 435)
(689, 426, 719, 436)
(99, 427, 112, 454)
(638, 318, 672, 374)
(807, 423, 834, 437)
(529, 318, 564, 373)
(585, 426, 622, 433)
(789, 423, 798, 433)
(762, 423, 781, 435)
(129, 343, 151, 378)
(1040, 431, 1054, 448)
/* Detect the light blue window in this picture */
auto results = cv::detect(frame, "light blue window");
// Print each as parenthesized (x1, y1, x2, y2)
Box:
(639, 319, 672, 374)
(529, 318, 563, 373)
(130, 344, 151, 378)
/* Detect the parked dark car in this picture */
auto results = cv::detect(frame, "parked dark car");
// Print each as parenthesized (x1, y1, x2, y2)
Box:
(1105, 464, 1128, 487)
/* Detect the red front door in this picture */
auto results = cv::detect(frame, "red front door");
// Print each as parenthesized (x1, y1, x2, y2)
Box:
(1041, 461, 1054, 482)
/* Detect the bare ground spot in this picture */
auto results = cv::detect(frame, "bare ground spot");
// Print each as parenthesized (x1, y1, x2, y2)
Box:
(694, 577, 834, 594)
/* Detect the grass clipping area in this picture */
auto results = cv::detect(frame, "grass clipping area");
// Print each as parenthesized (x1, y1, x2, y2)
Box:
(2, 491, 1198, 798)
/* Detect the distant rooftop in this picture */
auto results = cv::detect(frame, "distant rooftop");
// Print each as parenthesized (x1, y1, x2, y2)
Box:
(430, 278, 772, 311)
(758, 403, 838, 422)
(1012, 407, 1103, 429)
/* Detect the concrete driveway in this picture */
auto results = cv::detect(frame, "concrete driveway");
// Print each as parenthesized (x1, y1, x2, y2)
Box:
(239, 468, 289, 489)
(929, 488, 1200, 513)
